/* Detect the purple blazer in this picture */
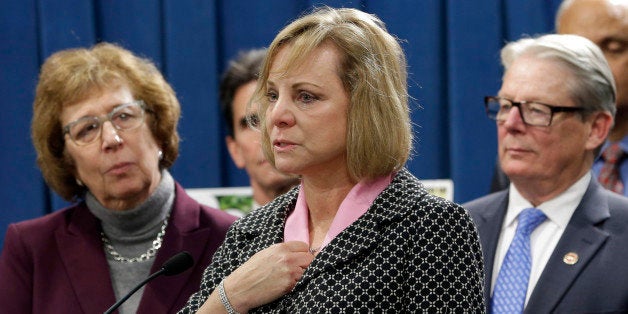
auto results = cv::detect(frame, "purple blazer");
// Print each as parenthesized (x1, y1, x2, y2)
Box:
(0, 183, 237, 313)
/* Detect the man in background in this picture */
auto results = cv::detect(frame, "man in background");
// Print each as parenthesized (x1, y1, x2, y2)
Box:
(219, 49, 299, 209)
(466, 33, 628, 313)
(491, 0, 628, 195)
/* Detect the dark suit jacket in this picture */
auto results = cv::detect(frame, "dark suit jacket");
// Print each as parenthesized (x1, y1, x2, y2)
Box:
(464, 177, 628, 313)
(0, 183, 237, 314)
(180, 169, 486, 313)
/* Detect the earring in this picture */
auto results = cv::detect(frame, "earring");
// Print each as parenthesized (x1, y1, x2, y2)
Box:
(76, 178, 84, 186)
(158, 150, 163, 161)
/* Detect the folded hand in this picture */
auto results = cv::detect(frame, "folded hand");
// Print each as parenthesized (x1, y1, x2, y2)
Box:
(223, 241, 314, 312)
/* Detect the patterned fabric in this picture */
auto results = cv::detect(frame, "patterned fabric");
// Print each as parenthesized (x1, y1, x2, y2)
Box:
(491, 208, 546, 314)
(179, 169, 485, 313)
(598, 142, 625, 194)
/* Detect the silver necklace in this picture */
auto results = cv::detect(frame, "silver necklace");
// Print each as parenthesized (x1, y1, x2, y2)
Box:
(101, 212, 170, 263)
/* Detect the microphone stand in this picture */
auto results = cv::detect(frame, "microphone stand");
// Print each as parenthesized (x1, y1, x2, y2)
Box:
(104, 269, 166, 314)
(103, 251, 193, 314)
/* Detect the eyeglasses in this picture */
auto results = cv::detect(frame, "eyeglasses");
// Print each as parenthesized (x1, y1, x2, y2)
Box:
(63, 100, 147, 146)
(484, 96, 585, 127)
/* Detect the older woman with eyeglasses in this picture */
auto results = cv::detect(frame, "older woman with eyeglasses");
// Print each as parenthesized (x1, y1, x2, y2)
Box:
(0, 43, 237, 314)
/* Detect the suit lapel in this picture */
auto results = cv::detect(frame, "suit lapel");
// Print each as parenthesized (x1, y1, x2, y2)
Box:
(525, 180, 610, 313)
(57, 184, 221, 313)
(294, 169, 418, 289)
(138, 183, 218, 313)
(237, 187, 299, 261)
(296, 209, 385, 285)
(56, 204, 118, 313)
(471, 191, 509, 309)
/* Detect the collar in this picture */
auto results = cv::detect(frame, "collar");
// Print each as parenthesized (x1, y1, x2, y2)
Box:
(87, 169, 175, 236)
(237, 169, 421, 239)
(506, 172, 590, 229)
(283, 174, 393, 249)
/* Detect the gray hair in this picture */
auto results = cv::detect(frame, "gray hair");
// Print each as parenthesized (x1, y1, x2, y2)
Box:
(501, 33, 616, 117)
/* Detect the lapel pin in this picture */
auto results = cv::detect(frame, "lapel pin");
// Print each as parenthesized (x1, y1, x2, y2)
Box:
(563, 252, 578, 265)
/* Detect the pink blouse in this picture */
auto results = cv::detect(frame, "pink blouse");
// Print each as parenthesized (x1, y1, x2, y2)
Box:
(284, 174, 392, 251)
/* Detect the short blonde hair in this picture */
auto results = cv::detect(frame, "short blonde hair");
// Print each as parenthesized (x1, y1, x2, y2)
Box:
(32, 42, 180, 201)
(253, 7, 412, 181)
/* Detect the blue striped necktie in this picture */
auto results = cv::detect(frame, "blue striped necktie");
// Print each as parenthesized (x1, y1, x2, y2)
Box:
(491, 207, 547, 314)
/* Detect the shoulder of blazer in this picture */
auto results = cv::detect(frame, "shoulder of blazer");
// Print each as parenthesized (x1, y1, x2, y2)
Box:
(8, 202, 99, 242)
(233, 186, 299, 236)
(171, 182, 238, 233)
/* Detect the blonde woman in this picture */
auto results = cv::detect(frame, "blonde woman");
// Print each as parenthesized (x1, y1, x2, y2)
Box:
(181, 7, 484, 313)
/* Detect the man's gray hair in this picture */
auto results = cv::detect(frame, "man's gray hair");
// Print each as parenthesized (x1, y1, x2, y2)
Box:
(501, 33, 616, 117)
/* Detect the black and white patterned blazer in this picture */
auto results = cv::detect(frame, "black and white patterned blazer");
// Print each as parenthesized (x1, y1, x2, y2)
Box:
(179, 169, 485, 313)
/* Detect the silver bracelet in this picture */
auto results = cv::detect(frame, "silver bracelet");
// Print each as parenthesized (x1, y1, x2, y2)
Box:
(218, 279, 241, 314)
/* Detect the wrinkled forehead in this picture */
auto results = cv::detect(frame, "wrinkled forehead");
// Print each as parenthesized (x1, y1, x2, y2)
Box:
(60, 81, 134, 124)
(501, 56, 577, 104)
(62, 77, 129, 110)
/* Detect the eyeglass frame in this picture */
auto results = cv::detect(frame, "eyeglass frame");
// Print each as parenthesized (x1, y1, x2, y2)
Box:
(484, 96, 586, 127)
(62, 100, 148, 146)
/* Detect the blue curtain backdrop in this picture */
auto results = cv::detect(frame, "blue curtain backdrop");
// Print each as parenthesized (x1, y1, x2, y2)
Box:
(0, 0, 562, 247)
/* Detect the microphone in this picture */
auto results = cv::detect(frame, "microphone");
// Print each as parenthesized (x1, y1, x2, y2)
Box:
(104, 251, 194, 314)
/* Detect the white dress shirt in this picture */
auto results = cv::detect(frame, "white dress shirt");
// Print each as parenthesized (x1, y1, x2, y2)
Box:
(491, 172, 591, 306)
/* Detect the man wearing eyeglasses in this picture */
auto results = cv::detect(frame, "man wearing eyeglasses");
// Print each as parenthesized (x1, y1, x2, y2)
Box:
(491, 0, 628, 196)
(464, 34, 628, 313)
